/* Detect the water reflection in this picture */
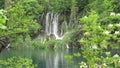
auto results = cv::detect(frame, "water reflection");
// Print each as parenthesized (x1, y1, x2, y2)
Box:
(0, 48, 81, 68)
(1, 47, 119, 68)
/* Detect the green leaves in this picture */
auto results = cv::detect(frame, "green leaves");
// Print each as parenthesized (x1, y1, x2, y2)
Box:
(49, 0, 72, 13)
(0, 9, 7, 30)
(73, 52, 81, 57)
(6, 1, 40, 34)
(0, 24, 7, 29)
(0, 57, 37, 68)
(79, 10, 120, 48)
(20, 0, 44, 19)
(0, 17, 7, 30)
(64, 55, 73, 61)
(0, 0, 41, 47)
(0, 18, 6, 24)
(79, 11, 102, 46)
(78, 6, 120, 67)
(80, 11, 99, 23)
(81, 47, 120, 68)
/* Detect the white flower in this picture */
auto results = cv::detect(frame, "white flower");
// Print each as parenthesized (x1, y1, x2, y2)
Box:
(114, 31, 119, 34)
(104, 31, 110, 35)
(91, 45, 97, 49)
(84, 16, 88, 18)
(106, 57, 109, 59)
(113, 54, 119, 57)
(115, 23, 120, 27)
(80, 62, 88, 68)
(108, 24, 113, 27)
(117, 13, 120, 16)
(79, 38, 84, 42)
(103, 63, 107, 66)
(98, 26, 101, 28)
(118, 60, 120, 63)
(105, 52, 111, 56)
(110, 12, 115, 16)
(84, 32, 90, 36)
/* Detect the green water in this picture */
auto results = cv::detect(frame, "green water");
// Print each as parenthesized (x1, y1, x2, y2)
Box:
(0, 47, 120, 68)
(0, 47, 85, 68)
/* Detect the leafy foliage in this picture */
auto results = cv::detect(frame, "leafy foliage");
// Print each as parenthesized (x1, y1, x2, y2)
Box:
(19, 0, 44, 19)
(80, 48, 120, 68)
(79, 11, 120, 49)
(85, 0, 115, 15)
(79, 11, 103, 47)
(0, 57, 36, 68)
(1, 0, 120, 68)
(0, 0, 41, 47)
(0, 9, 7, 31)
(50, 0, 72, 13)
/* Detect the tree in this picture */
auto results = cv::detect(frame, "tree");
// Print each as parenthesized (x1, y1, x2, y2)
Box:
(0, 0, 41, 48)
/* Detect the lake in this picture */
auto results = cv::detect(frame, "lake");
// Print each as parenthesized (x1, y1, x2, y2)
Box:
(0, 47, 85, 68)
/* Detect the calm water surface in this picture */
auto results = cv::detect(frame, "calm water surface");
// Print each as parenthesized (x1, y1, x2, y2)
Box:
(0, 47, 84, 68)
(0, 47, 119, 68)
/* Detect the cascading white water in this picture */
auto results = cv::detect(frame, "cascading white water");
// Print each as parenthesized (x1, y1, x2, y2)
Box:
(52, 14, 59, 39)
(45, 12, 50, 35)
(45, 12, 67, 40)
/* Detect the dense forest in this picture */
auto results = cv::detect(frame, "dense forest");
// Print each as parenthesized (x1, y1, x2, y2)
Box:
(0, 0, 120, 68)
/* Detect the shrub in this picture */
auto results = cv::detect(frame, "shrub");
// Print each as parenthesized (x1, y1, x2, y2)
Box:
(0, 56, 37, 68)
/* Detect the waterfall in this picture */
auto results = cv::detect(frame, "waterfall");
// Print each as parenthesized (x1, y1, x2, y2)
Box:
(45, 12, 50, 35)
(45, 12, 67, 40)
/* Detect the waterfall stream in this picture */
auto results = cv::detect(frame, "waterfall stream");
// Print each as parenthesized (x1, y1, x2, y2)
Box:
(45, 12, 67, 40)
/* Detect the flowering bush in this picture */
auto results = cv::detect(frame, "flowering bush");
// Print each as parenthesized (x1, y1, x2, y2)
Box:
(78, 11, 120, 68)
(79, 11, 120, 49)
